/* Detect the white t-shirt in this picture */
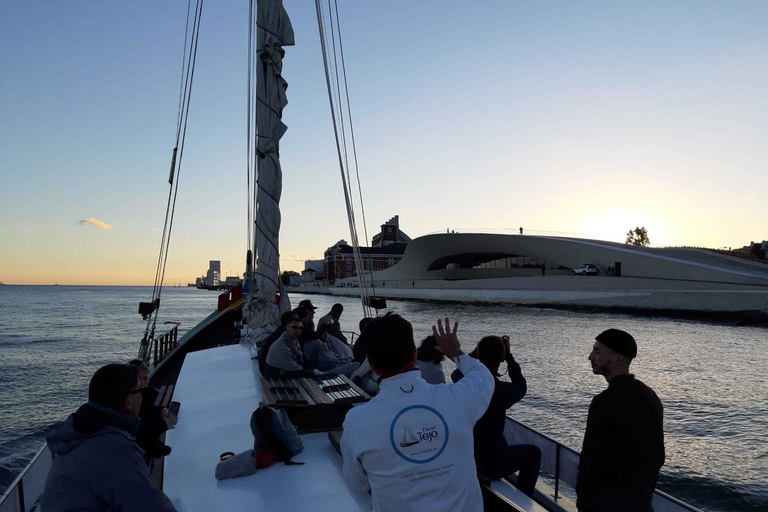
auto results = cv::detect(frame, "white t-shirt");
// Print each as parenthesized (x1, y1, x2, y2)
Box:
(341, 355, 494, 512)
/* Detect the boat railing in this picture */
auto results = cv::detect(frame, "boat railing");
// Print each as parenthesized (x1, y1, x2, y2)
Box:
(504, 418, 704, 512)
(153, 325, 179, 366)
(0, 444, 52, 512)
(341, 331, 357, 344)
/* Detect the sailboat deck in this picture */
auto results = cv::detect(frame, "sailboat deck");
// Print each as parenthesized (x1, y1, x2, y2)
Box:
(163, 343, 370, 511)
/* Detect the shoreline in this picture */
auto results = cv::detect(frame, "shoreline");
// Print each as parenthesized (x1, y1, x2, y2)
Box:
(289, 285, 768, 327)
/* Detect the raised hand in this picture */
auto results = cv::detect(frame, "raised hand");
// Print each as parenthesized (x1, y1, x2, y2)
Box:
(432, 317, 464, 361)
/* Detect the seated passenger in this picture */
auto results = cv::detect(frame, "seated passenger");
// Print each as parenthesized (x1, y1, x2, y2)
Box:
(452, 335, 541, 497)
(352, 317, 374, 363)
(41, 364, 177, 511)
(297, 299, 318, 331)
(258, 311, 300, 375)
(317, 303, 347, 343)
(415, 335, 446, 384)
(296, 306, 357, 375)
(128, 359, 177, 461)
(264, 318, 317, 378)
(341, 315, 494, 511)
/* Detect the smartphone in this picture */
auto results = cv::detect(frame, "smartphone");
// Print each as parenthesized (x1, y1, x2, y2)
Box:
(169, 401, 181, 418)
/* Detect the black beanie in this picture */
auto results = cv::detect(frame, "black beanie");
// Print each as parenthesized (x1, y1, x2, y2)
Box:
(595, 329, 637, 359)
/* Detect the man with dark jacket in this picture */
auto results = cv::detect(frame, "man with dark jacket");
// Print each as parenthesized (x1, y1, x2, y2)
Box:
(577, 329, 665, 512)
(317, 303, 347, 343)
(452, 335, 541, 497)
(41, 363, 177, 511)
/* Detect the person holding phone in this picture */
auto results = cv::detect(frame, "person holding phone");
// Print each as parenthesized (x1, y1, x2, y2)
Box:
(452, 334, 541, 497)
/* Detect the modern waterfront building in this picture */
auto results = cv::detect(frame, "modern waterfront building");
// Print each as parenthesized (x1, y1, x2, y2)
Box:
(325, 233, 768, 314)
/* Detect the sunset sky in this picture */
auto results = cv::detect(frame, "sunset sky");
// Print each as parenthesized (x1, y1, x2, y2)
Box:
(1, 1, 766, 285)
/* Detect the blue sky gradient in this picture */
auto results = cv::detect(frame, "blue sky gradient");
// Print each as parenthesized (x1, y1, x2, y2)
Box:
(1, 1, 766, 284)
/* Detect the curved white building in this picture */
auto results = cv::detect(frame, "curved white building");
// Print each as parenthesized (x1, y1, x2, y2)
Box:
(324, 234, 768, 314)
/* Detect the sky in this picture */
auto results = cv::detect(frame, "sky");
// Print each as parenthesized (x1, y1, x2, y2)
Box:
(1, 0, 767, 285)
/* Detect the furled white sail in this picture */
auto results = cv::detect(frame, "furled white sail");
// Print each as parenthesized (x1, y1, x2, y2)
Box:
(242, 0, 295, 344)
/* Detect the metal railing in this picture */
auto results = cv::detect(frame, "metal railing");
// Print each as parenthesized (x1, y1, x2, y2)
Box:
(153, 325, 179, 366)
(503, 418, 704, 512)
(0, 444, 52, 512)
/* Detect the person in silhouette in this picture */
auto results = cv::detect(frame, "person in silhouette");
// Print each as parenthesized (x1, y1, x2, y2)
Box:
(452, 335, 541, 497)
(577, 329, 665, 512)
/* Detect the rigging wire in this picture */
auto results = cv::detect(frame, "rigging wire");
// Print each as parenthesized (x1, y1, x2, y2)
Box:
(331, 0, 377, 297)
(141, 0, 204, 358)
(314, 0, 372, 318)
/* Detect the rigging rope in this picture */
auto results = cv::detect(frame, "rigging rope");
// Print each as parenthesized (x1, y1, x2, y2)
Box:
(140, 0, 204, 360)
(331, 0, 377, 297)
(315, 0, 374, 318)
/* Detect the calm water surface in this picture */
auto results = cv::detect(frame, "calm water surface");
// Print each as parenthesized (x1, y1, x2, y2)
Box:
(0, 286, 766, 510)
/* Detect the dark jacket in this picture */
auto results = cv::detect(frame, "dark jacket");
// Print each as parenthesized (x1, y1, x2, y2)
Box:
(259, 326, 286, 374)
(576, 374, 665, 512)
(317, 313, 347, 343)
(41, 402, 177, 512)
(452, 353, 527, 465)
(136, 387, 171, 459)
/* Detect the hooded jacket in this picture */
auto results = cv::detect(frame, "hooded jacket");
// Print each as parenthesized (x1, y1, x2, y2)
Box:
(40, 402, 177, 512)
(341, 354, 494, 512)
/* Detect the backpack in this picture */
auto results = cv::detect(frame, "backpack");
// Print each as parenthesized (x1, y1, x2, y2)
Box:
(250, 406, 304, 465)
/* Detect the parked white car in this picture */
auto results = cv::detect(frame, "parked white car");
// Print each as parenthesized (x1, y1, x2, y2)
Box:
(572, 263, 598, 276)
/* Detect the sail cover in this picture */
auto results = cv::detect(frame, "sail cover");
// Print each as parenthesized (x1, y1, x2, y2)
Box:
(243, 0, 295, 342)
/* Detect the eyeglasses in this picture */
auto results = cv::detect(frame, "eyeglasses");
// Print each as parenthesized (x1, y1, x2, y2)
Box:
(287, 325, 303, 330)
(125, 386, 149, 398)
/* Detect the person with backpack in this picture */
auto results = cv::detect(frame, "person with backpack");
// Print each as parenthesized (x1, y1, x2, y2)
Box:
(340, 314, 494, 512)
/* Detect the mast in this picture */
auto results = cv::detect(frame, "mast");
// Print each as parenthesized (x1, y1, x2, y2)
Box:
(242, 0, 295, 343)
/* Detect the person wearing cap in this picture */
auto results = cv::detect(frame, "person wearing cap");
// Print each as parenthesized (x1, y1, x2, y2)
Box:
(297, 299, 317, 331)
(318, 303, 347, 343)
(576, 329, 665, 512)
(340, 313, 494, 512)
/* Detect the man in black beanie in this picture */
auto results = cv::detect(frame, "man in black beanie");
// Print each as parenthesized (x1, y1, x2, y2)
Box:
(576, 329, 665, 512)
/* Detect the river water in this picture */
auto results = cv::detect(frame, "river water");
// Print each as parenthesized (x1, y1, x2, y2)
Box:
(0, 285, 765, 510)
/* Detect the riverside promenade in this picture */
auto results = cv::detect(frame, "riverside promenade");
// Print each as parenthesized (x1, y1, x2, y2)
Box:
(289, 275, 768, 323)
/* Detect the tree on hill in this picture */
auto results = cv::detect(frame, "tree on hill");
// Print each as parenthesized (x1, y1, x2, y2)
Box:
(625, 227, 650, 247)
(281, 270, 300, 285)
(749, 243, 766, 259)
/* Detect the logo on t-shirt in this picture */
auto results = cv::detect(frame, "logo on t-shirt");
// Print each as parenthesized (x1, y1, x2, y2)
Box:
(390, 405, 449, 464)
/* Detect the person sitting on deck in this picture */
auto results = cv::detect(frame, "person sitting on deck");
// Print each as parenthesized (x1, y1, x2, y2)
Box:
(264, 318, 318, 379)
(317, 303, 347, 343)
(352, 316, 374, 363)
(258, 311, 300, 375)
(296, 306, 358, 376)
(41, 363, 177, 512)
(297, 299, 317, 331)
(415, 335, 446, 384)
(341, 314, 494, 512)
(452, 335, 541, 497)
(128, 359, 178, 461)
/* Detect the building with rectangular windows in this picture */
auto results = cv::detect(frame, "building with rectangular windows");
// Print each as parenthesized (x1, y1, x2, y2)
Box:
(323, 216, 411, 282)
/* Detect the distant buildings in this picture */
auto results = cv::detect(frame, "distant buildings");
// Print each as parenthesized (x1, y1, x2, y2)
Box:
(302, 259, 325, 283)
(203, 260, 220, 287)
(323, 216, 411, 282)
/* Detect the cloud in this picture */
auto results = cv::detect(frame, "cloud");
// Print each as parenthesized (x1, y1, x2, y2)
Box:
(152, 244, 160, 249)
(78, 218, 113, 231)
(150, 227, 157, 232)
(289, 253, 300, 258)
(742, 193, 757, 200)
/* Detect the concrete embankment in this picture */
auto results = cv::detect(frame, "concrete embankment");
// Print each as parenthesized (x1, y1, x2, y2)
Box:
(289, 276, 768, 325)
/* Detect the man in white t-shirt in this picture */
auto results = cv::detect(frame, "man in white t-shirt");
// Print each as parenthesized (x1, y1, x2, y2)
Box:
(341, 314, 494, 512)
